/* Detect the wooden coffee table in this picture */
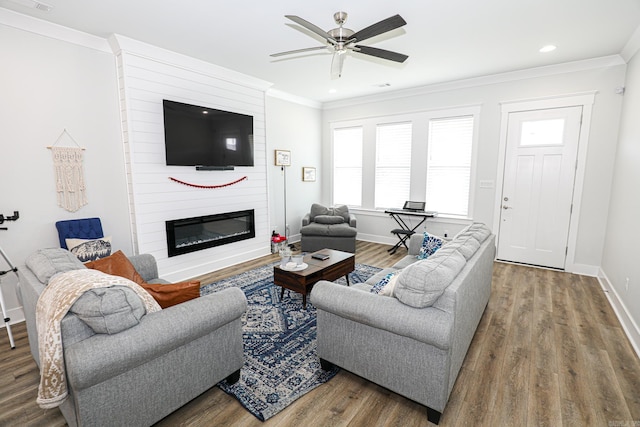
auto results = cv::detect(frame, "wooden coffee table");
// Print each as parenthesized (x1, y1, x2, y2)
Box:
(273, 249, 355, 309)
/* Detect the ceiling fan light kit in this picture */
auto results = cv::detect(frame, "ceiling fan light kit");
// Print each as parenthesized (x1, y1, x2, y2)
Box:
(271, 11, 408, 78)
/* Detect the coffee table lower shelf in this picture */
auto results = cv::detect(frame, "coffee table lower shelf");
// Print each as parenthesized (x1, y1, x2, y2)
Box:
(273, 249, 355, 308)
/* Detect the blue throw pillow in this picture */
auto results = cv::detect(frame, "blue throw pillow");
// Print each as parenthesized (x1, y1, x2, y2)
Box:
(371, 271, 399, 295)
(417, 232, 443, 260)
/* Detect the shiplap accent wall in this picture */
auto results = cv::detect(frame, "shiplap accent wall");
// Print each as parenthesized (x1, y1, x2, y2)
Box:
(110, 35, 273, 282)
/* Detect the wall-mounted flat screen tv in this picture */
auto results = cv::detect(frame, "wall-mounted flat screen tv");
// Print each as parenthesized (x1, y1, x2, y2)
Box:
(163, 99, 254, 168)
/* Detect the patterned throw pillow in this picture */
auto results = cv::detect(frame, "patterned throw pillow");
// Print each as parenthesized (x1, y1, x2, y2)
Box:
(370, 271, 400, 296)
(417, 232, 443, 260)
(66, 236, 112, 262)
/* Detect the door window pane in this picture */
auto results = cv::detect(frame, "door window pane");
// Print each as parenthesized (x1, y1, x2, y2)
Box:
(520, 119, 565, 146)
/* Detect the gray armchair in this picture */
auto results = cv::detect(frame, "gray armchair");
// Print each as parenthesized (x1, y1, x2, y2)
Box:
(300, 203, 357, 253)
(18, 249, 247, 427)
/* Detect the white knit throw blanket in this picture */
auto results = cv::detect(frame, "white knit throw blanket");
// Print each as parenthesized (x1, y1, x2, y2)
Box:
(51, 146, 87, 212)
(36, 269, 161, 409)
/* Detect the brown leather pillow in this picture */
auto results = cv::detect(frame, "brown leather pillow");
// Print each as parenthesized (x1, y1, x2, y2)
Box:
(85, 250, 145, 284)
(86, 250, 201, 308)
(139, 281, 201, 309)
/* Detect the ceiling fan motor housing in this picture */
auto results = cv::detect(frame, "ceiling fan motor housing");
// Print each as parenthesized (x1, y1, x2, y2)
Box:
(328, 27, 355, 43)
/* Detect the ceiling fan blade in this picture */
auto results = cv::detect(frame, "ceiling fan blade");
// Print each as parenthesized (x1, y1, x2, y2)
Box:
(270, 46, 329, 57)
(285, 15, 337, 44)
(331, 51, 346, 78)
(354, 45, 408, 63)
(349, 14, 407, 43)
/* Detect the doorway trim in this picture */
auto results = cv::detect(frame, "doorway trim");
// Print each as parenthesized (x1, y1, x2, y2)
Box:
(493, 92, 596, 274)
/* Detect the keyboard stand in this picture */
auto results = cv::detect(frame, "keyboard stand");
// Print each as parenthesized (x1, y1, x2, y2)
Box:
(385, 210, 437, 255)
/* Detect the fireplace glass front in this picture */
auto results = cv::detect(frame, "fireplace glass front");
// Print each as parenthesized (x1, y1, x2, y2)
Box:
(166, 209, 255, 257)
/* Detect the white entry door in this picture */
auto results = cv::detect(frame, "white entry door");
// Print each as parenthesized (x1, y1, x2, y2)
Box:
(497, 106, 582, 269)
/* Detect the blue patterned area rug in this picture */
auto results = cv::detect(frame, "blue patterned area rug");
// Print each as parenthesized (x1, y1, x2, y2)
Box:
(200, 262, 381, 421)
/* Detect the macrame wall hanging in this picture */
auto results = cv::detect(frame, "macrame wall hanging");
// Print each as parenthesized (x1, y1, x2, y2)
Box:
(47, 129, 87, 212)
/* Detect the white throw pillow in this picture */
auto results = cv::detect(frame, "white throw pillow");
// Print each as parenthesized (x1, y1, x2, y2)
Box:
(66, 236, 112, 262)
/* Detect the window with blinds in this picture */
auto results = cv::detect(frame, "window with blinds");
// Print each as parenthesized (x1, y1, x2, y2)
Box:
(375, 122, 412, 209)
(426, 116, 474, 216)
(333, 126, 363, 207)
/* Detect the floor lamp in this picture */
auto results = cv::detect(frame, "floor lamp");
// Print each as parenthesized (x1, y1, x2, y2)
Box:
(275, 150, 291, 242)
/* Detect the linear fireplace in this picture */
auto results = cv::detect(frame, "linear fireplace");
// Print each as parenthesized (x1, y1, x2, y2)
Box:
(166, 209, 255, 257)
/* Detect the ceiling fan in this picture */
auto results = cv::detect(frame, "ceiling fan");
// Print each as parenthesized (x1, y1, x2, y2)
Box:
(271, 11, 408, 78)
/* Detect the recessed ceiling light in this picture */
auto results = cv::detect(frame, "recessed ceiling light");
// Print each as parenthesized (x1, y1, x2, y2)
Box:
(328, 89, 337, 94)
(539, 45, 557, 53)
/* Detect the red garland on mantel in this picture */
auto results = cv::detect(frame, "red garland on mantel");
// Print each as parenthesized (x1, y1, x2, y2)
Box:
(168, 176, 248, 189)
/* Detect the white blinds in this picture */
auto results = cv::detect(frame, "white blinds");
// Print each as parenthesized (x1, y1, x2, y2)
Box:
(375, 122, 412, 209)
(333, 127, 363, 207)
(426, 116, 474, 216)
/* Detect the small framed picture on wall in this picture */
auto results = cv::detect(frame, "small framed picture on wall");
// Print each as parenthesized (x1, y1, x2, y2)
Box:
(302, 167, 316, 182)
(275, 150, 291, 166)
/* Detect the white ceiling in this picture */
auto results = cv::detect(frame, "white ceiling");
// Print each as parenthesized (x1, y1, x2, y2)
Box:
(2, 0, 640, 103)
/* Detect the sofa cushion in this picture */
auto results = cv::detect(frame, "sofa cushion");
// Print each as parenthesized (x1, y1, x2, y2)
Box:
(70, 286, 146, 334)
(314, 215, 345, 225)
(332, 204, 351, 223)
(467, 223, 491, 242)
(300, 222, 357, 237)
(25, 248, 86, 284)
(454, 222, 491, 244)
(417, 232, 444, 260)
(395, 248, 466, 308)
(309, 203, 351, 223)
(309, 203, 330, 221)
(85, 250, 145, 284)
(445, 234, 481, 260)
(66, 236, 112, 262)
(392, 256, 418, 270)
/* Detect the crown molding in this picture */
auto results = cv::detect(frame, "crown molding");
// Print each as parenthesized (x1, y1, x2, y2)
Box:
(323, 55, 626, 110)
(621, 24, 640, 62)
(266, 89, 322, 109)
(0, 7, 110, 52)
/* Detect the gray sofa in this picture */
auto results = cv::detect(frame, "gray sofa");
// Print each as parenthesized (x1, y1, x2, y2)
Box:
(18, 249, 247, 427)
(300, 203, 357, 253)
(310, 223, 495, 424)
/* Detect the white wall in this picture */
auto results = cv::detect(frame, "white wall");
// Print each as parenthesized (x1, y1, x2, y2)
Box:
(601, 51, 640, 354)
(0, 21, 130, 323)
(265, 94, 322, 243)
(110, 35, 273, 282)
(322, 59, 626, 272)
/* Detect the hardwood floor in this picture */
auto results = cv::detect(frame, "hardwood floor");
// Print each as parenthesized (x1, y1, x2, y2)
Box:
(1, 241, 639, 426)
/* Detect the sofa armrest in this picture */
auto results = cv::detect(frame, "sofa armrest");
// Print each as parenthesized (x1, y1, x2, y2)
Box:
(348, 213, 357, 228)
(302, 213, 311, 227)
(310, 281, 452, 350)
(64, 287, 247, 390)
(129, 254, 160, 282)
